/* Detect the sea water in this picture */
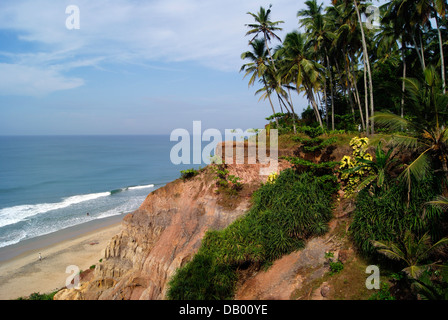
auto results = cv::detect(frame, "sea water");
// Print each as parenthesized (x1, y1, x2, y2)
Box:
(0, 135, 202, 249)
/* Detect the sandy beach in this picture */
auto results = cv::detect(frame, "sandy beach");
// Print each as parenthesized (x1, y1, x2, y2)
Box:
(0, 215, 124, 300)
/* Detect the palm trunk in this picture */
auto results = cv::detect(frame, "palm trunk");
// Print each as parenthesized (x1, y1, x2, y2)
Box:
(436, 16, 446, 94)
(345, 57, 356, 123)
(363, 54, 369, 135)
(419, 31, 426, 70)
(262, 75, 279, 128)
(412, 34, 426, 71)
(401, 39, 407, 119)
(324, 75, 329, 129)
(351, 69, 365, 131)
(327, 55, 335, 131)
(278, 93, 291, 114)
(286, 87, 297, 134)
(277, 94, 285, 114)
(307, 87, 323, 128)
(354, 0, 374, 134)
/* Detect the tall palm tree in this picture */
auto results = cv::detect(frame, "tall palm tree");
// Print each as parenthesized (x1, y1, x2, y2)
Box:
(241, 39, 279, 127)
(343, 0, 375, 134)
(245, 5, 285, 128)
(245, 5, 284, 71)
(277, 31, 324, 128)
(326, 1, 359, 130)
(334, 13, 366, 130)
(379, 2, 408, 118)
(416, 0, 447, 93)
(298, 0, 336, 130)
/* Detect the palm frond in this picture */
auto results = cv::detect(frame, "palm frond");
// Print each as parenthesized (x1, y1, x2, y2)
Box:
(399, 149, 431, 183)
(355, 174, 378, 192)
(372, 240, 405, 261)
(427, 195, 448, 210)
(403, 265, 425, 279)
(390, 134, 420, 150)
(373, 112, 413, 132)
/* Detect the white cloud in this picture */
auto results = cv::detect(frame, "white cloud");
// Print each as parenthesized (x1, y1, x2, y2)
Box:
(0, 63, 84, 96)
(0, 0, 307, 96)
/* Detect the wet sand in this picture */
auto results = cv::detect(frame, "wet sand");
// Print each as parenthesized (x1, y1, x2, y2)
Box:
(0, 215, 124, 300)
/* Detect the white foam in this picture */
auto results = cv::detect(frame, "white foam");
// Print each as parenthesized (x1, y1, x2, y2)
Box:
(0, 191, 110, 228)
(127, 184, 154, 190)
(0, 230, 27, 249)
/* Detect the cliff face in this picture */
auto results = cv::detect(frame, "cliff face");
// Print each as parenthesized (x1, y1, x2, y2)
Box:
(55, 160, 292, 300)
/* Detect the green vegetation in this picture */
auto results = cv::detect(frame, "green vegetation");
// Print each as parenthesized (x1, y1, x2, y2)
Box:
(368, 283, 396, 300)
(180, 168, 200, 181)
(329, 260, 344, 275)
(212, 164, 243, 195)
(240, 1, 448, 136)
(167, 0, 448, 301)
(167, 169, 338, 300)
(284, 126, 341, 176)
(17, 291, 58, 300)
(350, 177, 444, 257)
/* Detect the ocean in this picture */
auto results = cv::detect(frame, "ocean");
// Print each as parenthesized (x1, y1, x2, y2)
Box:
(0, 135, 204, 250)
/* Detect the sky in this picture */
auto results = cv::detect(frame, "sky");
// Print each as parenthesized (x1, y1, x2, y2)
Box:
(0, 0, 386, 136)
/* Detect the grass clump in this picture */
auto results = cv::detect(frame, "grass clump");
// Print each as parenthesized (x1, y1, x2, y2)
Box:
(212, 164, 243, 196)
(167, 169, 338, 300)
(17, 291, 58, 300)
(350, 177, 444, 258)
(180, 168, 200, 181)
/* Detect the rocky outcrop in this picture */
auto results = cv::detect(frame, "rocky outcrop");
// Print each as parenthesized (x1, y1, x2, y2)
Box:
(55, 160, 292, 300)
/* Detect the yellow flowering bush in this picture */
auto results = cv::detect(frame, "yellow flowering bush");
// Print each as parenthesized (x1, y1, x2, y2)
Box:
(339, 137, 373, 196)
(267, 172, 278, 183)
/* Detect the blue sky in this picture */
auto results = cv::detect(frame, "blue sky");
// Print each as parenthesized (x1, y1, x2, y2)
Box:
(0, 0, 386, 135)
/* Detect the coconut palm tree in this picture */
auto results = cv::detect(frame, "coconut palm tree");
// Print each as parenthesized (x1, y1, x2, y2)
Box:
(245, 5, 285, 127)
(415, 0, 447, 91)
(298, 0, 336, 130)
(277, 31, 324, 128)
(245, 5, 284, 71)
(326, 1, 364, 131)
(342, 0, 375, 134)
(241, 39, 279, 127)
(379, 2, 408, 118)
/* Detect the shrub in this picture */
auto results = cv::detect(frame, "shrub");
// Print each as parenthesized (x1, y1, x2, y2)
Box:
(212, 164, 243, 195)
(368, 282, 395, 300)
(350, 177, 444, 257)
(180, 168, 200, 181)
(339, 137, 373, 196)
(329, 261, 344, 275)
(297, 125, 325, 138)
(20, 291, 58, 300)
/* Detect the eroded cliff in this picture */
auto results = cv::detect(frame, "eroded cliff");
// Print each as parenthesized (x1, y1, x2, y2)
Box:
(54, 160, 292, 300)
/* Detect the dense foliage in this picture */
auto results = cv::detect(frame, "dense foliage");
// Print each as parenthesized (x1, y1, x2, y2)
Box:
(351, 177, 445, 257)
(241, 0, 448, 135)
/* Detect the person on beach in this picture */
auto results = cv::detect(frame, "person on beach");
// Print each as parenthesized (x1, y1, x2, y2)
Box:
(38, 253, 42, 261)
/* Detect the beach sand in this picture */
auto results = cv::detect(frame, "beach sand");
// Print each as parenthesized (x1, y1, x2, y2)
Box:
(0, 215, 124, 300)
